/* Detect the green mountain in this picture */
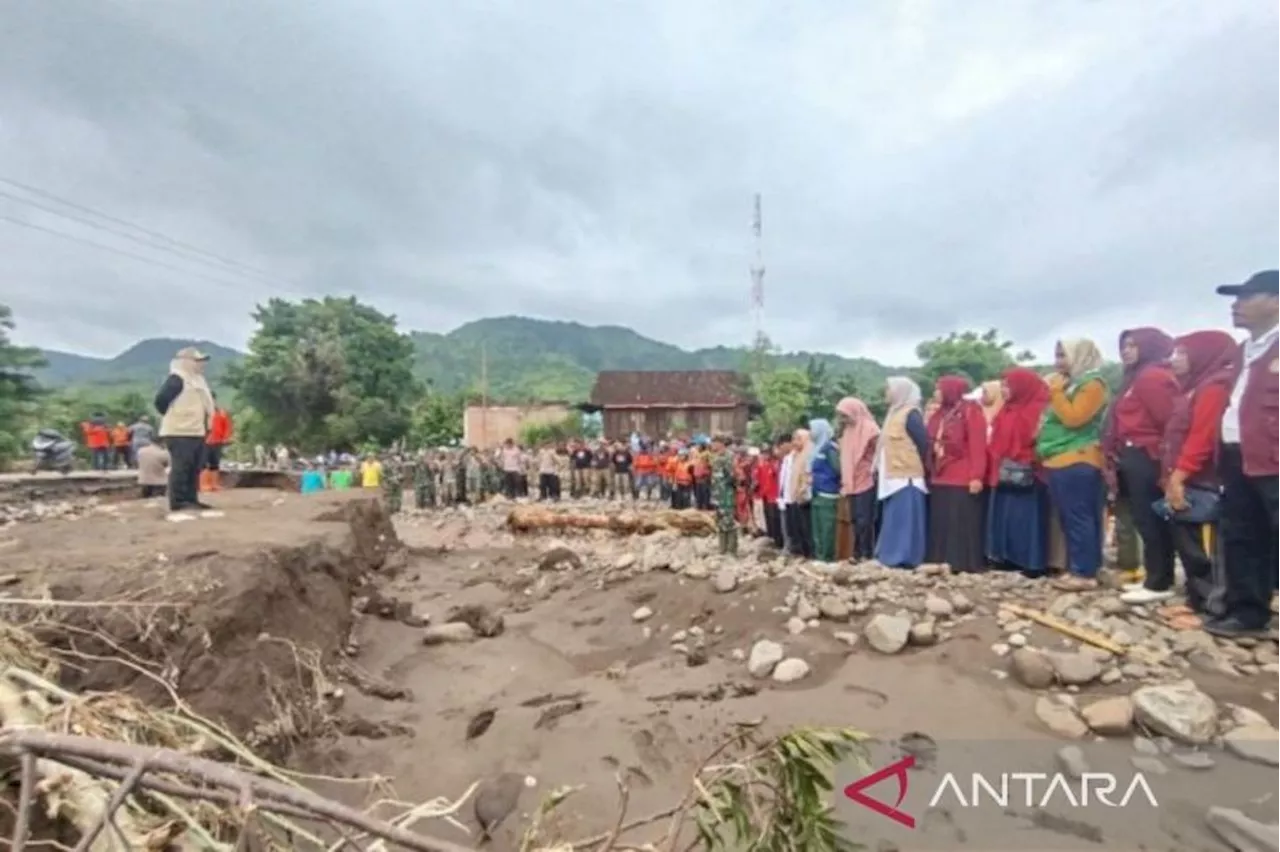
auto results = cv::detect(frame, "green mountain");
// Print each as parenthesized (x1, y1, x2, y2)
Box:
(35, 317, 896, 402)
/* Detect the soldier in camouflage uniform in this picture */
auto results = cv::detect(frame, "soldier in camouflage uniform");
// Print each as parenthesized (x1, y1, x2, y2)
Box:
(710, 439, 738, 556)
(413, 452, 436, 509)
(482, 454, 501, 500)
(381, 455, 404, 513)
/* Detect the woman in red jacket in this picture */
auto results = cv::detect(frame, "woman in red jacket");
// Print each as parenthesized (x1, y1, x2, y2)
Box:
(986, 368, 1050, 576)
(927, 375, 988, 572)
(756, 446, 783, 548)
(1104, 327, 1180, 604)
(1140, 331, 1241, 621)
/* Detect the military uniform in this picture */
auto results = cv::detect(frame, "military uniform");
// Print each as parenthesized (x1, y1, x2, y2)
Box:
(382, 458, 404, 513)
(413, 457, 436, 509)
(439, 456, 457, 505)
(711, 450, 738, 556)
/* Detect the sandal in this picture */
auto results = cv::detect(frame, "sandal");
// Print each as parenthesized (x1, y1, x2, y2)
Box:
(1052, 576, 1100, 592)
(1158, 604, 1194, 619)
(1166, 612, 1203, 631)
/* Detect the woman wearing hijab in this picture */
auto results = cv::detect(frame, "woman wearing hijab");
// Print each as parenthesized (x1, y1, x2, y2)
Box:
(786, 428, 814, 558)
(926, 375, 988, 572)
(836, 397, 880, 561)
(1144, 331, 1240, 624)
(1039, 339, 1111, 591)
(979, 380, 1004, 433)
(874, 377, 930, 568)
(986, 367, 1051, 575)
(808, 418, 841, 561)
(1104, 328, 1180, 604)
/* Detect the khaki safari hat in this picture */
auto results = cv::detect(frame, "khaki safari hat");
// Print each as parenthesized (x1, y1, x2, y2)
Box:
(175, 346, 211, 361)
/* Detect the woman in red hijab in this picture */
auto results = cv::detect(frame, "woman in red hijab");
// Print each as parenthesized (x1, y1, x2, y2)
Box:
(986, 367, 1051, 576)
(1139, 331, 1241, 623)
(1105, 327, 1180, 604)
(926, 375, 988, 572)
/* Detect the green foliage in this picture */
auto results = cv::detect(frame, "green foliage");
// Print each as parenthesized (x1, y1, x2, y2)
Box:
(914, 328, 1034, 393)
(226, 297, 420, 453)
(409, 392, 466, 447)
(519, 414, 585, 447)
(0, 305, 47, 465)
(752, 368, 810, 441)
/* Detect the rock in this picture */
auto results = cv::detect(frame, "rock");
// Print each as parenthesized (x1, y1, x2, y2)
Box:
(1229, 705, 1273, 729)
(1056, 745, 1090, 779)
(445, 604, 505, 638)
(1133, 736, 1161, 756)
(1100, 667, 1123, 685)
(1034, 696, 1088, 739)
(422, 623, 476, 645)
(1130, 756, 1168, 775)
(684, 561, 710, 580)
(1081, 696, 1134, 736)
(632, 606, 654, 622)
(991, 642, 1010, 657)
(833, 631, 859, 647)
(685, 645, 709, 667)
(924, 595, 954, 618)
(1010, 648, 1056, 689)
(818, 594, 850, 620)
(1047, 650, 1103, 686)
(1131, 680, 1218, 745)
(786, 617, 807, 635)
(950, 593, 974, 614)
(909, 621, 938, 646)
(1222, 726, 1280, 767)
(537, 546, 583, 572)
(864, 614, 911, 655)
(615, 553, 637, 570)
(748, 639, 785, 678)
(1205, 807, 1280, 852)
(1008, 633, 1028, 648)
(1171, 751, 1215, 770)
(712, 568, 738, 593)
(795, 598, 820, 621)
(772, 658, 811, 683)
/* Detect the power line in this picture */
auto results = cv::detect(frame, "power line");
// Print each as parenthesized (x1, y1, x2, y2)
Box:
(0, 175, 276, 280)
(0, 187, 277, 287)
(0, 212, 275, 292)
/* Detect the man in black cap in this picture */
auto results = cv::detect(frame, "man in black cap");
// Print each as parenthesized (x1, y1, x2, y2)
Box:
(1205, 270, 1278, 638)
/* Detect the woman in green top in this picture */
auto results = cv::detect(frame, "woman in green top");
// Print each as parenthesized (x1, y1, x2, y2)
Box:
(329, 467, 354, 490)
(1038, 338, 1110, 591)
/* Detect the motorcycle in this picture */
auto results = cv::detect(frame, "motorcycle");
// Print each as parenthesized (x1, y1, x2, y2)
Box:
(32, 429, 76, 474)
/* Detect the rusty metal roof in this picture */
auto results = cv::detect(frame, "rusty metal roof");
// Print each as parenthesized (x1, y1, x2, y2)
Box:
(589, 370, 754, 408)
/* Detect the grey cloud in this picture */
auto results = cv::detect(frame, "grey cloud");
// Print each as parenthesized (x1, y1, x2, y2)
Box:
(0, 0, 1275, 361)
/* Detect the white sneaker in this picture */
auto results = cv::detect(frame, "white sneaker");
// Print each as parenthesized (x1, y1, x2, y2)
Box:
(1120, 587, 1175, 605)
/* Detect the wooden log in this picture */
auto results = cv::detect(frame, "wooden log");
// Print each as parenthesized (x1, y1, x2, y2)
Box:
(506, 505, 716, 536)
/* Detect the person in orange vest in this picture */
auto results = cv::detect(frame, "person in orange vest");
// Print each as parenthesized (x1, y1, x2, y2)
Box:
(110, 422, 132, 469)
(202, 395, 234, 492)
(671, 448, 694, 509)
(80, 414, 111, 471)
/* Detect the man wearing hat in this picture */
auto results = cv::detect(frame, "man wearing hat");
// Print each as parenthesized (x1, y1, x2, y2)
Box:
(154, 346, 216, 514)
(1206, 270, 1278, 638)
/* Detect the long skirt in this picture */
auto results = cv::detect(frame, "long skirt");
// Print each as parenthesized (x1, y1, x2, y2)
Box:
(876, 487, 927, 568)
(927, 485, 986, 572)
(835, 492, 854, 560)
(987, 484, 1047, 575)
(812, 494, 839, 562)
(1045, 464, 1105, 578)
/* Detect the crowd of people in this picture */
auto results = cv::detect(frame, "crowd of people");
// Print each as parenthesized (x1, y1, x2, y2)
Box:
(139, 272, 1276, 640)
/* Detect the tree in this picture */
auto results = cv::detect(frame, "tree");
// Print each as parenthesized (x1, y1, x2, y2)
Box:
(0, 305, 46, 466)
(914, 328, 1033, 393)
(751, 368, 809, 442)
(408, 392, 465, 447)
(226, 297, 420, 452)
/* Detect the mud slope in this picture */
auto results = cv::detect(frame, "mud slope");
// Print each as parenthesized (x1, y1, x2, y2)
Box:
(0, 490, 397, 745)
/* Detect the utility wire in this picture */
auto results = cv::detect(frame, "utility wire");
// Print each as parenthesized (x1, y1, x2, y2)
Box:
(0, 175, 275, 280)
(0, 212, 274, 292)
(0, 187, 277, 287)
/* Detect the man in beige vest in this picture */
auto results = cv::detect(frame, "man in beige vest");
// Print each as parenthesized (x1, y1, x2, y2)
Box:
(154, 347, 216, 513)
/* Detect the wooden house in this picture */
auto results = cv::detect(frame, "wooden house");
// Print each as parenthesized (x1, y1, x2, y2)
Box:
(586, 370, 757, 439)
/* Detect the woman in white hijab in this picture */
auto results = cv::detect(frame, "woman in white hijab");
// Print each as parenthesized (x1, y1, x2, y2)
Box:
(874, 377, 931, 568)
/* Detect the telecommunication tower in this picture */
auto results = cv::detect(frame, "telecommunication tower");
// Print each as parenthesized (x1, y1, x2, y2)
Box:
(749, 193, 766, 375)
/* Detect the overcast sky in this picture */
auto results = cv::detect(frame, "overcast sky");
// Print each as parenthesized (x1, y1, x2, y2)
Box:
(2, 0, 1276, 365)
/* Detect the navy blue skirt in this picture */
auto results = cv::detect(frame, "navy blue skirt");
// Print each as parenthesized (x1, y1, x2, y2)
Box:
(986, 484, 1046, 574)
(876, 486, 927, 568)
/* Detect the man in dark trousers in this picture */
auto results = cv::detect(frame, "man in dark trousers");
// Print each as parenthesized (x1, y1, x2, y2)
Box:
(1205, 270, 1278, 638)
(154, 347, 216, 513)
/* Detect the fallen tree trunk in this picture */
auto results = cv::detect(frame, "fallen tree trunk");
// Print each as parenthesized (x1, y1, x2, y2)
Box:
(506, 506, 715, 536)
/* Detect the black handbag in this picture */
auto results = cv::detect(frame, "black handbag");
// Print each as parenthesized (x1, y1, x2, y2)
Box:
(997, 458, 1036, 490)
(1153, 486, 1221, 525)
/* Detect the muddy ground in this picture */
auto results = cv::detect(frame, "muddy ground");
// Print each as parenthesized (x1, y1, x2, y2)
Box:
(0, 489, 1275, 852)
